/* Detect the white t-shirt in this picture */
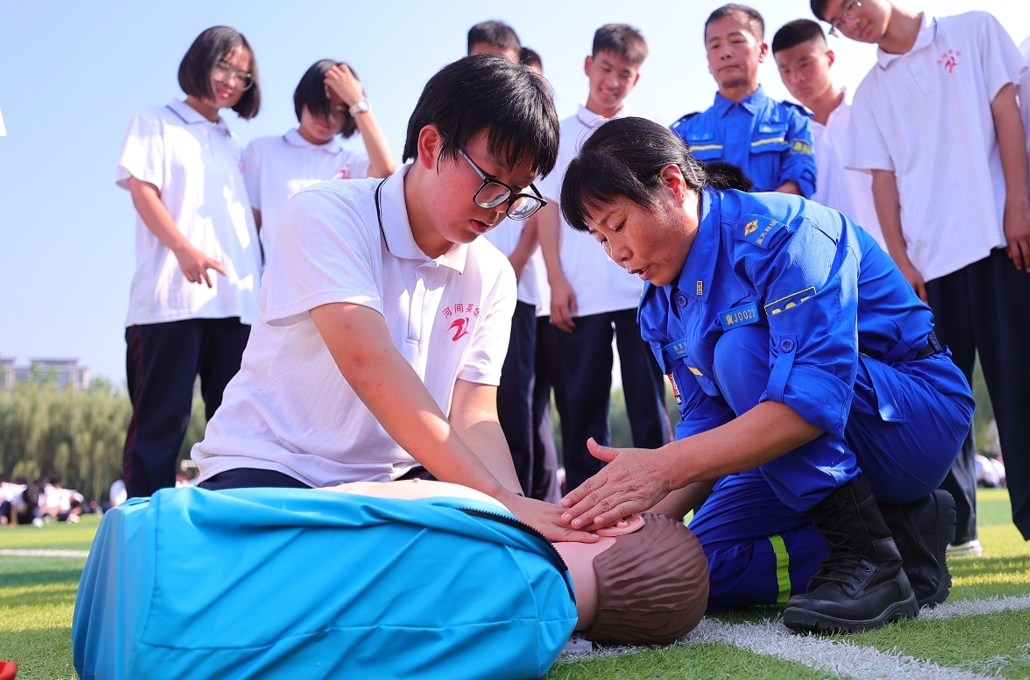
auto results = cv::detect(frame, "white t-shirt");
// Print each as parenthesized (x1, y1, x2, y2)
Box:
(811, 87, 886, 251)
(243, 128, 371, 258)
(537, 104, 645, 317)
(482, 218, 544, 309)
(846, 12, 1028, 281)
(193, 167, 517, 487)
(116, 99, 261, 326)
(0, 104, 6, 137)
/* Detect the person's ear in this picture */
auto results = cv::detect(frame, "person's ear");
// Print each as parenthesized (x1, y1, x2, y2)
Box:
(584, 55, 594, 77)
(416, 125, 442, 171)
(826, 48, 836, 68)
(757, 40, 769, 63)
(659, 164, 688, 202)
(630, 71, 641, 89)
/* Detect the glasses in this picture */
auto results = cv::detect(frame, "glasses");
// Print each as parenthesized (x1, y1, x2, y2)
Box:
(213, 61, 254, 91)
(827, 0, 862, 36)
(459, 149, 547, 221)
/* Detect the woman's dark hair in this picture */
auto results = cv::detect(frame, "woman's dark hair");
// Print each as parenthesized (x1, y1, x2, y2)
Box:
(402, 55, 559, 178)
(701, 161, 754, 192)
(560, 117, 736, 232)
(178, 26, 261, 120)
(294, 59, 360, 138)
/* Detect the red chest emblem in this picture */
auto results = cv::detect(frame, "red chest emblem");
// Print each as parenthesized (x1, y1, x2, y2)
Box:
(441, 302, 481, 342)
(938, 49, 960, 74)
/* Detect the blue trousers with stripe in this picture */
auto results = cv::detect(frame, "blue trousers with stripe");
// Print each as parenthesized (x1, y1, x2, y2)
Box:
(689, 325, 973, 610)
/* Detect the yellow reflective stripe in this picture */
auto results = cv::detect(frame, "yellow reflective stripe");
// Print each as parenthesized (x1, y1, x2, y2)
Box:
(768, 534, 791, 604)
(751, 137, 786, 147)
(688, 144, 723, 152)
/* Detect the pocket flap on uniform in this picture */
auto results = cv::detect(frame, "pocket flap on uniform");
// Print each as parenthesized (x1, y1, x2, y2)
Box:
(751, 123, 789, 153)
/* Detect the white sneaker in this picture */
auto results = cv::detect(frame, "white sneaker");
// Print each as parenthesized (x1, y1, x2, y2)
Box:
(946, 539, 983, 557)
(67, 514, 80, 524)
(31, 517, 45, 528)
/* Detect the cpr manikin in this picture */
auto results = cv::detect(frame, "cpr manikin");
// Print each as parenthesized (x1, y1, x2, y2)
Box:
(329, 479, 709, 645)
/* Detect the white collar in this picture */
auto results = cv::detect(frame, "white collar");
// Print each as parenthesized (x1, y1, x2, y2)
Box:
(576, 102, 633, 128)
(284, 127, 343, 154)
(877, 13, 936, 69)
(822, 85, 853, 127)
(377, 165, 468, 272)
(166, 99, 230, 135)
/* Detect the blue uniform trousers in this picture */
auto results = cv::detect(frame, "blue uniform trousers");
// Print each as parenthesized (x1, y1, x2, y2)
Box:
(689, 324, 972, 610)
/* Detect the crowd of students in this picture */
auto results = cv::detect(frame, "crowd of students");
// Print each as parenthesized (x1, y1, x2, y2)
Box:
(102, 0, 1030, 635)
(0, 476, 86, 527)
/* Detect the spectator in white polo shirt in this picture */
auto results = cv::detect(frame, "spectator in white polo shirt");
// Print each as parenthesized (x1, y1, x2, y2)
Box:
(771, 19, 885, 250)
(812, 0, 1030, 552)
(243, 60, 395, 262)
(537, 24, 670, 494)
(117, 26, 262, 499)
(192, 55, 596, 544)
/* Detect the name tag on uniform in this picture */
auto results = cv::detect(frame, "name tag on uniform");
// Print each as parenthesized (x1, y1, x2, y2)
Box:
(719, 302, 760, 329)
(664, 339, 689, 359)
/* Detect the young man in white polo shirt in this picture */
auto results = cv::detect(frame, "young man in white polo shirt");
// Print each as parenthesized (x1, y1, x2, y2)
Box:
(772, 19, 885, 250)
(813, 0, 1030, 548)
(192, 56, 594, 543)
(537, 24, 670, 493)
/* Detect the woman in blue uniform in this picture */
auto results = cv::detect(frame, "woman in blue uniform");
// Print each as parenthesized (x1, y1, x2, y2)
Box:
(556, 117, 973, 633)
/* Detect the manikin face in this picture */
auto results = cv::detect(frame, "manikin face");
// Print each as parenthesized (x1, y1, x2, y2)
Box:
(584, 50, 640, 116)
(418, 127, 538, 251)
(821, 0, 891, 43)
(469, 41, 520, 63)
(774, 39, 835, 106)
(705, 12, 767, 91)
(584, 166, 698, 287)
(201, 45, 251, 111)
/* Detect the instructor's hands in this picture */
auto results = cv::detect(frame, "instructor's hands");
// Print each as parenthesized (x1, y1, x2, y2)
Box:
(505, 493, 599, 544)
(560, 438, 674, 530)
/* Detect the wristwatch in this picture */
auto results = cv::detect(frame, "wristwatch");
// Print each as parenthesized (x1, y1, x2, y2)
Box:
(349, 98, 371, 116)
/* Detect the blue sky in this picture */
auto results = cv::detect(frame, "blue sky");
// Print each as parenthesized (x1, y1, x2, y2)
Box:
(1, 0, 1028, 384)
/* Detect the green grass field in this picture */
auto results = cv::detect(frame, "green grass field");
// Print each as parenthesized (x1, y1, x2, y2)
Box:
(2, 489, 1027, 680)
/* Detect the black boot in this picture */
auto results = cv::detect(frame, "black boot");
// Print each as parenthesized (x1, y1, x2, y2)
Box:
(783, 475, 918, 633)
(879, 490, 956, 609)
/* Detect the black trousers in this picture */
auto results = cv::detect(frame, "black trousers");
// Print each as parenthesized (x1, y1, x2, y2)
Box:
(123, 318, 250, 499)
(550, 309, 671, 492)
(926, 248, 1030, 541)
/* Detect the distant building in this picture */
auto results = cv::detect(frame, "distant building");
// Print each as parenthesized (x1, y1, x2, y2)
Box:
(0, 357, 90, 390)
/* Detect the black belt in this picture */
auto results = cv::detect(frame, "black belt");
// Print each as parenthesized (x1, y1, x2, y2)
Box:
(915, 331, 944, 360)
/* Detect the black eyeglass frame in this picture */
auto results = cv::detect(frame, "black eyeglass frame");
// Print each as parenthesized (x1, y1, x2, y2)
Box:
(458, 149, 547, 221)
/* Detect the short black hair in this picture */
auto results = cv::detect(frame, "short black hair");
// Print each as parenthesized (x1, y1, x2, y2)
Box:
(178, 26, 260, 120)
(772, 19, 827, 53)
(701, 161, 754, 192)
(811, 0, 831, 22)
(705, 4, 765, 41)
(402, 55, 559, 179)
(467, 21, 521, 56)
(520, 47, 543, 72)
(560, 117, 735, 232)
(293, 59, 360, 138)
(593, 24, 648, 66)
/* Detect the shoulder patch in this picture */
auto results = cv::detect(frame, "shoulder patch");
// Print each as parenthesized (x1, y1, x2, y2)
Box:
(790, 139, 814, 155)
(736, 216, 787, 249)
(764, 287, 817, 316)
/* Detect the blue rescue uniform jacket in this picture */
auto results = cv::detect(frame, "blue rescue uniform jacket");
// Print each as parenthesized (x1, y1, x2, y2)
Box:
(639, 189, 962, 444)
(671, 87, 816, 197)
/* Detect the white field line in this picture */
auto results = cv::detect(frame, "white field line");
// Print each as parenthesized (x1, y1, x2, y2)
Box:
(0, 548, 89, 558)
(558, 594, 1030, 679)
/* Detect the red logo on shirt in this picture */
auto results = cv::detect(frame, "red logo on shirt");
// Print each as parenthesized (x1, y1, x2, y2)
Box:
(332, 164, 352, 179)
(442, 302, 480, 341)
(937, 49, 960, 74)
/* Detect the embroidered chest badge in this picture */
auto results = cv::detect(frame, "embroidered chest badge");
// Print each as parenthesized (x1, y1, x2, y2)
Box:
(441, 302, 480, 341)
(938, 49, 961, 74)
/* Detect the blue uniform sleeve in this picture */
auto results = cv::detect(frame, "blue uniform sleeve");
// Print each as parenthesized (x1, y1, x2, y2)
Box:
(646, 341, 735, 440)
(737, 208, 858, 435)
(779, 107, 816, 198)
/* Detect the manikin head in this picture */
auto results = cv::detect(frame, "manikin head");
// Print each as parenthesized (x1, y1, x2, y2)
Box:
(329, 480, 709, 645)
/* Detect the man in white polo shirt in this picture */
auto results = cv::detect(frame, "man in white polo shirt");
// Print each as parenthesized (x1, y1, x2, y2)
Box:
(772, 19, 885, 250)
(192, 56, 595, 543)
(813, 0, 1030, 549)
(537, 24, 670, 493)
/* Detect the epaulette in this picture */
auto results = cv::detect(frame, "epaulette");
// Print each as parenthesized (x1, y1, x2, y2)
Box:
(671, 111, 701, 129)
(779, 100, 814, 119)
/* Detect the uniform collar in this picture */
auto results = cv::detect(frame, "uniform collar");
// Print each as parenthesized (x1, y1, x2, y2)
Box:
(877, 13, 935, 69)
(823, 86, 853, 127)
(674, 189, 719, 304)
(713, 85, 766, 117)
(166, 99, 230, 134)
(576, 102, 632, 128)
(378, 165, 468, 272)
(283, 127, 343, 154)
